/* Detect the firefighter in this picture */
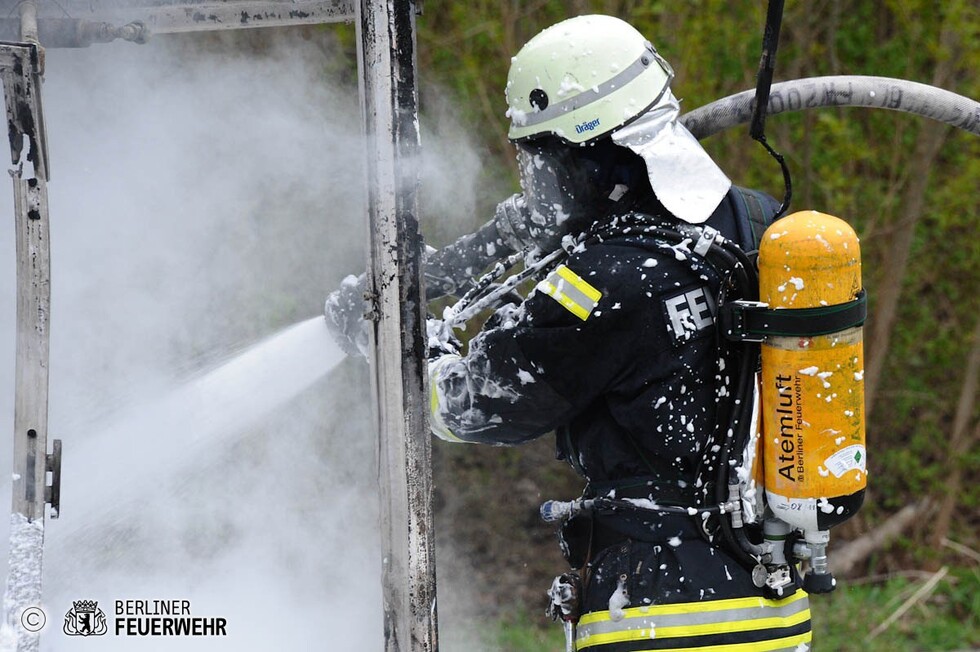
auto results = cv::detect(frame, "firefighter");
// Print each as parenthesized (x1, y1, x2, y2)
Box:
(425, 15, 813, 651)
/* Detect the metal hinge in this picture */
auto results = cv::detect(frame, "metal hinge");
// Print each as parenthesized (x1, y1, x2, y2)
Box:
(44, 439, 62, 518)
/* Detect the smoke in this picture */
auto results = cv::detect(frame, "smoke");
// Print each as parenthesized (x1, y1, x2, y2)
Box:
(0, 24, 501, 651)
(0, 24, 510, 650)
(0, 32, 370, 650)
(417, 87, 512, 246)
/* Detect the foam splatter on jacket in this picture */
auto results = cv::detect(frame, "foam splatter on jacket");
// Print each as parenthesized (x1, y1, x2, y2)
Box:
(429, 187, 775, 488)
(428, 187, 814, 652)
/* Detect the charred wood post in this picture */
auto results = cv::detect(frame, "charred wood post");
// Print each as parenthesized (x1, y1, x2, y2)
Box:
(0, 39, 61, 652)
(0, 0, 354, 41)
(356, 1, 437, 650)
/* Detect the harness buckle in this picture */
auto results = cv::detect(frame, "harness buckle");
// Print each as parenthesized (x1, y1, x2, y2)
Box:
(719, 300, 770, 343)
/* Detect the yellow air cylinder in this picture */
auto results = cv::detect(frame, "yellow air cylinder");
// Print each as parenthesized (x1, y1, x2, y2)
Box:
(759, 211, 866, 535)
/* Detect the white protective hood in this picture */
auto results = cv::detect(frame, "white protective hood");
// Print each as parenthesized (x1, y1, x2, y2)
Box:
(612, 88, 731, 224)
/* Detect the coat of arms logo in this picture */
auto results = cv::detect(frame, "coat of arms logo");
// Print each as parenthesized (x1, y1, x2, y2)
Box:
(63, 600, 108, 636)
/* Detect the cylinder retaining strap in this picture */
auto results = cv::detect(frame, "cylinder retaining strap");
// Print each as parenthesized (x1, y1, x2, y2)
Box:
(720, 289, 867, 342)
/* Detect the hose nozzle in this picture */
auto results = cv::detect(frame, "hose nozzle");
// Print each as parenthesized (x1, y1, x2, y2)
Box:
(323, 274, 371, 358)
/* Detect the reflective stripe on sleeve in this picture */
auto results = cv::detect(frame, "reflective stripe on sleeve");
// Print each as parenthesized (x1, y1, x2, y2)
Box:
(535, 264, 602, 321)
(576, 591, 811, 650)
(428, 354, 466, 443)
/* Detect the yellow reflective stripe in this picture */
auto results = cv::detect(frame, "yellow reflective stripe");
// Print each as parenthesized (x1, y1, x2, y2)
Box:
(575, 608, 811, 648)
(579, 631, 811, 652)
(538, 280, 591, 320)
(556, 264, 602, 302)
(578, 591, 808, 626)
(428, 355, 465, 443)
(536, 265, 602, 321)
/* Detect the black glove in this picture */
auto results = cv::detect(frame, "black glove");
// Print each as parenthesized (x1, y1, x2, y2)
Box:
(324, 274, 370, 358)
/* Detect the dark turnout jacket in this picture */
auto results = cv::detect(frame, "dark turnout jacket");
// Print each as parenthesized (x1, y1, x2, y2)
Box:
(428, 187, 813, 651)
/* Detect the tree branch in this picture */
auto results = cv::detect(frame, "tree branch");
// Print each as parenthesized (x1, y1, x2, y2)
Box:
(830, 499, 933, 576)
(864, 21, 961, 418)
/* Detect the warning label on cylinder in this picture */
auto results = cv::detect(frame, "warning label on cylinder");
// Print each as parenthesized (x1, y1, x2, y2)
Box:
(824, 445, 866, 478)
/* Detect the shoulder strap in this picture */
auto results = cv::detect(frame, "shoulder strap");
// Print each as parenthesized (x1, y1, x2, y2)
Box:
(731, 186, 777, 252)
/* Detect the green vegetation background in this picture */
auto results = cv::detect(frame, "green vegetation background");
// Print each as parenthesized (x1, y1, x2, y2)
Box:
(331, 1, 979, 648)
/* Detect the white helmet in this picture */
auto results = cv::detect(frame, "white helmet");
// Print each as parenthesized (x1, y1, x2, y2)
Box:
(505, 15, 732, 224)
(505, 15, 673, 145)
